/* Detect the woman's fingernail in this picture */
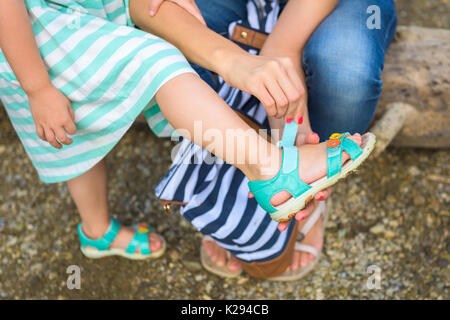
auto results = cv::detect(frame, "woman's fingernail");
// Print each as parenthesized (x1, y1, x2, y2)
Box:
(317, 195, 324, 201)
(286, 118, 293, 123)
(149, 10, 155, 16)
(297, 116, 303, 124)
(313, 132, 319, 139)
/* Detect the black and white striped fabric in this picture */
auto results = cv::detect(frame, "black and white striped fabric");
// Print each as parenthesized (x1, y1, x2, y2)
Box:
(154, 0, 296, 263)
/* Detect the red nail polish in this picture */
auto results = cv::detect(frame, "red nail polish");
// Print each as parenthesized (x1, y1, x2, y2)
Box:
(317, 195, 324, 201)
(297, 116, 303, 124)
(286, 118, 293, 123)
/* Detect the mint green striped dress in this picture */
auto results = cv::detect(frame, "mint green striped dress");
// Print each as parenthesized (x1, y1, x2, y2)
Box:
(0, 0, 195, 183)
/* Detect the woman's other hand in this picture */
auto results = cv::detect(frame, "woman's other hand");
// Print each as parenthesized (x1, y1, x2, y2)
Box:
(219, 52, 306, 122)
(148, 0, 206, 25)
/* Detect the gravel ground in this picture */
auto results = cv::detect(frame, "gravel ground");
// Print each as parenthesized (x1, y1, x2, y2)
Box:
(0, 0, 448, 300)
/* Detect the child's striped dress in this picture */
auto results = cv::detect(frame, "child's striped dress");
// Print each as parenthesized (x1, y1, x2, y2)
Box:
(0, 0, 194, 183)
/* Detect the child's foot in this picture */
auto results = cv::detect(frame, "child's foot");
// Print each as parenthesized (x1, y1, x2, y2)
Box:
(81, 222, 163, 253)
(253, 133, 362, 207)
(109, 225, 163, 253)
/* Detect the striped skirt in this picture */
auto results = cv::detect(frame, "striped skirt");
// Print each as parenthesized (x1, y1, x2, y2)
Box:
(0, 0, 194, 183)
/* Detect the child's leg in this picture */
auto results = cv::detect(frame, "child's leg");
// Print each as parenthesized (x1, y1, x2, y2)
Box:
(155, 73, 362, 187)
(67, 159, 162, 252)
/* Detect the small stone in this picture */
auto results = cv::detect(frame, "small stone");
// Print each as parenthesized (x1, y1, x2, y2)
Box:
(30, 263, 43, 274)
(182, 261, 202, 272)
(370, 224, 385, 235)
(413, 195, 426, 206)
(385, 230, 396, 239)
(169, 250, 180, 260)
(205, 281, 214, 293)
(0, 145, 5, 154)
(48, 272, 58, 280)
(386, 195, 396, 204)
(388, 220, 399, 228)
(194, 275, 204, 282)
(237, 277, 249, 285)
(408, 166, 421, 176)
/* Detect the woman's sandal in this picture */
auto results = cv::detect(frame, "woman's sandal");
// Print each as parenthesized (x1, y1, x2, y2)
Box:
(200, 235, 243, 278)
(199, 200, 328, 280)
(78, 219, 166, 260)
(248, 122, 376, 222)
(267, 200, 328, 281)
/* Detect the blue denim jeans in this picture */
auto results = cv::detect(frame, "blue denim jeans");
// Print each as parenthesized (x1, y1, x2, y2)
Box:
(193, 0, 397, 140)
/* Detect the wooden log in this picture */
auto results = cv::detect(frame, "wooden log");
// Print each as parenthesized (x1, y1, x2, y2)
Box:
(376, 26, 450, 148)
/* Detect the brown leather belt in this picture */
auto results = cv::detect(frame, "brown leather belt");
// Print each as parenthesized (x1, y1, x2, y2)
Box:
(230, 24, 268, 50)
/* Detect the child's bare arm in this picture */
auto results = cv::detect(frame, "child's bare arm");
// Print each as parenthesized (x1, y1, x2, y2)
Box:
(130, 1, 304, 121)
(0, 0, 51, 93)
(0, 0, 76, 149)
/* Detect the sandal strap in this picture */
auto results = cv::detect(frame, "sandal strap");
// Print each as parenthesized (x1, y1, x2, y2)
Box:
(295, 243, 319, 257)
(326, 132, 363, 178)
(248, 146, 311, 213)
(300, 201, 325, 235)
(278, 121, 298, 148)
(77, 219, 120, 251)
(125, 224, 153, 255)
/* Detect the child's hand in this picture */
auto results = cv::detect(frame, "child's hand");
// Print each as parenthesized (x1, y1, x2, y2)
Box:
(148, 0, 206, 25)
(27, 84, 76, 149)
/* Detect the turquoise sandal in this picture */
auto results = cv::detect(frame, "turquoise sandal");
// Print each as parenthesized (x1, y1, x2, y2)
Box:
(78, 219, 166, 260)
(248, 122, 376, 222)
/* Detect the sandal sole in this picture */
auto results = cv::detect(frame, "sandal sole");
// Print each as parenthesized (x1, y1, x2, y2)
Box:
(80, 238, 166, 260)
(268, 200, 330, 281)
(269, 133, 376, 223)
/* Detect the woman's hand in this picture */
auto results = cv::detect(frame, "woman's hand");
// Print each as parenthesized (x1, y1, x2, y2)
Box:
(219, 52, 305, 121)
(148, 0, 206, 25)
(27, 84, 76, 149)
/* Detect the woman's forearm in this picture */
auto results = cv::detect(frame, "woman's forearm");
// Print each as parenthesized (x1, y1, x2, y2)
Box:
(263, 0, 338, 55)
(0, 1, 52, 94)
(129, 0, 308, 121)
(129, 1, 245, 76)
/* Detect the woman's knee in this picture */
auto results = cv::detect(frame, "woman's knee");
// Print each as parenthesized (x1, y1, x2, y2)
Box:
(305, 45, 383, 136)
(302, 24, 397, 134)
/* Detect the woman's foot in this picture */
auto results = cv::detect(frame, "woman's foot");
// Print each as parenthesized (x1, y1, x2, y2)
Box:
(202, 238, 243, 273)
(287, 200, 323, 271)
(82, 222, 163, 253)
(200, 201, 323, 274)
